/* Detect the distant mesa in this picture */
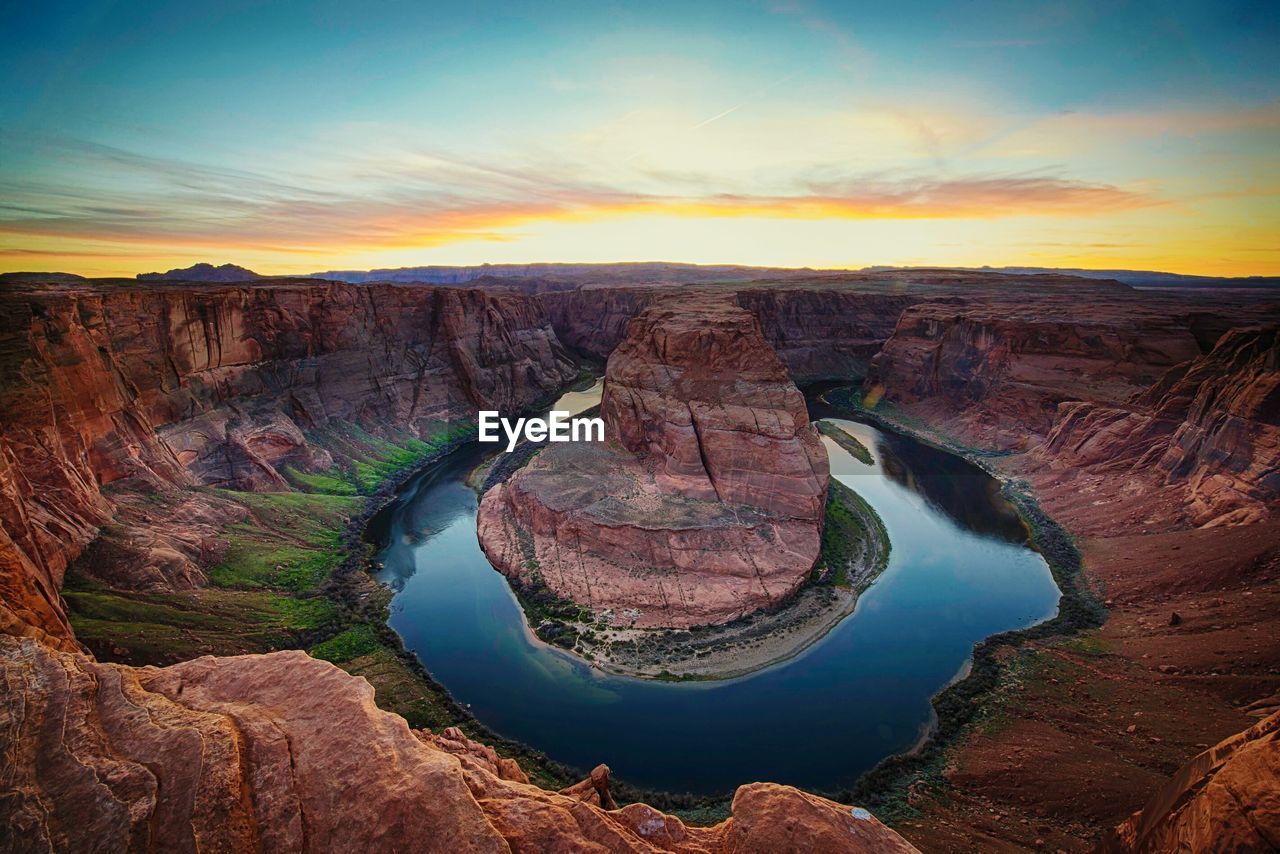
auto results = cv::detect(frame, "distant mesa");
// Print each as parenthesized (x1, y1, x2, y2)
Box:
(138, 262, 261, 282)
(861, 264, 1280, 289)
(0, 271, 88, 284)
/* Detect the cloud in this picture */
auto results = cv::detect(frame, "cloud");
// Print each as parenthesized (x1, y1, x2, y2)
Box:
(978, 101, 1280, 158)
(0, 131, 1162, 262)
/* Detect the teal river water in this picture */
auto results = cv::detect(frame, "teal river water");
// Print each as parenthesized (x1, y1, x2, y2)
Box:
(372, 386, 1060, 795)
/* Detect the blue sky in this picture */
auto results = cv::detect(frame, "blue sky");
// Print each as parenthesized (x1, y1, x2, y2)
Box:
(2, 0, 1277, 275)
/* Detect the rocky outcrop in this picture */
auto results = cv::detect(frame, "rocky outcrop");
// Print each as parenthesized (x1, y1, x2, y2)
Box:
(0, 635, 916, 853)
(0, 279, 577, 647)
(865, 298, 1206, 450)
(478, 295, 830, 628)
(1035, 326, 1279, 527)
(1105, 709, 1280, 852)
(601, 296, 829, 519)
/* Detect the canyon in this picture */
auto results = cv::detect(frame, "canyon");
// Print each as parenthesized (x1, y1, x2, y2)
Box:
(0, 267, 1276, 851)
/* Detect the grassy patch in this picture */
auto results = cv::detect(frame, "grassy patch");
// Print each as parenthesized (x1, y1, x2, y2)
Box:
(816, 479, 890, 588)
(207, 490, 357, 592)
(284, 466, 359, 496)
(310, 623, 381, 663)
(63, 578, 334, 664)
(301, 419, 476, 495)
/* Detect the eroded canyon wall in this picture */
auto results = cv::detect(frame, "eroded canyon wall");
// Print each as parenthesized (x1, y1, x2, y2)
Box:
(865, 297, 1206, 448)
(1034, 325, 1279, 528)
(863, 295, 1279, 529)
(735, 288, 920, 382)
(541, 284, 920, 380)
(0, 280, 577, 647)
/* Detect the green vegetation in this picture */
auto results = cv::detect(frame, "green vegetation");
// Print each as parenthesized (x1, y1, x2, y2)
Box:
(63, 576, 335, 663)
(206, 490, 358, 591)
(816, 420, 873, 465)
(290, 419, 476, 495)
(284, 466, 359, 495)
(815, 478, 890, 588)
(310, 623, 381, 663)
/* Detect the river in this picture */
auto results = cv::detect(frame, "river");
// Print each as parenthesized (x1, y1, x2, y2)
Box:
(371, 383, 1060, 795)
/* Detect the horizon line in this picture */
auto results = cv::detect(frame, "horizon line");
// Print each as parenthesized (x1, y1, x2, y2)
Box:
(7, 259, 1280, 281)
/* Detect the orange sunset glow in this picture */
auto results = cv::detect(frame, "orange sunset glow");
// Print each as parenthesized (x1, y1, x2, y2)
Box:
(2, 2, 1277, 278)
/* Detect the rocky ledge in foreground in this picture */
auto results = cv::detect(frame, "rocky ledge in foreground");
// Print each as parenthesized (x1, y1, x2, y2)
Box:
(0, 635, 919, 852)
(477, 294, 830, 629)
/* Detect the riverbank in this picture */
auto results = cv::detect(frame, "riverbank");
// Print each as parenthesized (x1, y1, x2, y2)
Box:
(810, 386, 1107, 820)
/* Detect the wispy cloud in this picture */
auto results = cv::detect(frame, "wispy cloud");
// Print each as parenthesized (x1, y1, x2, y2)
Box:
(0, 131, 1160, 262)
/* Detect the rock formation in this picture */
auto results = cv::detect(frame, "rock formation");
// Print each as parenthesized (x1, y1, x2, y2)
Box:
(138, 262, 263, 281)
(2, 270, 1277, 851)
(0, 635, 918, 852)
(1035, 326, 1279, 527)
(1105, 709, 1280, 852)
(0, 279, 577, 649)
(865, 296, 1207, 448)
(478, 294, 830, 627)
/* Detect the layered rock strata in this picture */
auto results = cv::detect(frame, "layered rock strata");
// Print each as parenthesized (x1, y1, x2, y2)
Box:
(0, 635, 918, 853)
(478, 295, 830, 628)
(865, 297, 1206, 448)
(1033, 326, 1279, 527)
(0, 279, 577, 649)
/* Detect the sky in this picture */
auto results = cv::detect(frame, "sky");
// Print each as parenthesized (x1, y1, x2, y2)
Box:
(1, 0, 1277, 277)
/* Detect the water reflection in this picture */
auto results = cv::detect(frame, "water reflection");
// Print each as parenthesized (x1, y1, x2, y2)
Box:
(872, 431, 1027, 543)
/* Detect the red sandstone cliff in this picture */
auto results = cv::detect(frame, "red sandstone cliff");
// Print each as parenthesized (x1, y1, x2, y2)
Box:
(1034, 326, 1279, 528)
(478, 295, 830, 628)
(0, 280, 577, 649)
(601, 296, 830, 518)
(1104, 708, 1280, 852)
(865, 297, 1206, 449)
(734, 289, 919, 383)
(863, 295, 1280, 529)
(543, 284, 919, 381)
(541, 286, 659, 359)
(0, 635, 918, 853)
